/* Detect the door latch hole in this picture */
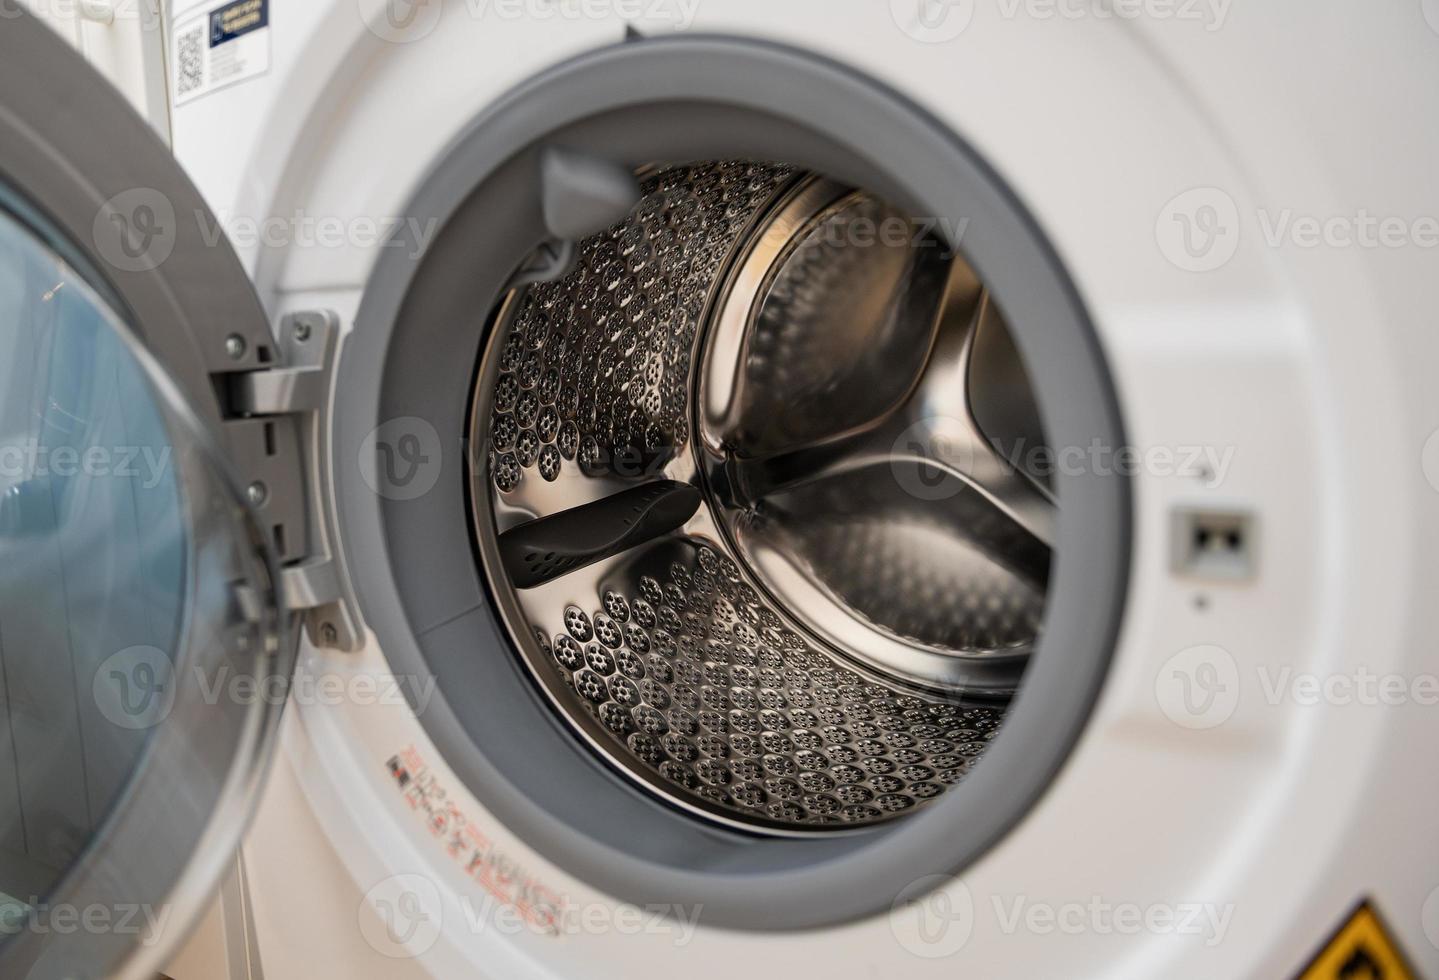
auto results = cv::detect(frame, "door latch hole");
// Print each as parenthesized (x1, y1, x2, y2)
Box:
(1172, 507, 1256, 581)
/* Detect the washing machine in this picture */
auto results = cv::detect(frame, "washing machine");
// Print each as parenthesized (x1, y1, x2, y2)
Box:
(0, 1, 1437, 978)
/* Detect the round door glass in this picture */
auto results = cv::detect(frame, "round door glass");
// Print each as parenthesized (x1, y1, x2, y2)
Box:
(0, 199, 287, 980)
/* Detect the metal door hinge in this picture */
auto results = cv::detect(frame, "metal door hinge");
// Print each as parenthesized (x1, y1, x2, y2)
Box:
(221, 311, 364, 652)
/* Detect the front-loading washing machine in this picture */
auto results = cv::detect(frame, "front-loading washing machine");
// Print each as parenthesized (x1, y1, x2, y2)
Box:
(0, 1, 1437, 978)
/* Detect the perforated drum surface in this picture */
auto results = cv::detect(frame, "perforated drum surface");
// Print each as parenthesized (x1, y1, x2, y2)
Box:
(472, 162, 1050, 832)
(536, 540, 1006, 827)
(487, 163, 794, 494)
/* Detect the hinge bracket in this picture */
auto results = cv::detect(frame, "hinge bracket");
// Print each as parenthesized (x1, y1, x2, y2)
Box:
(222, 311, 364, 651)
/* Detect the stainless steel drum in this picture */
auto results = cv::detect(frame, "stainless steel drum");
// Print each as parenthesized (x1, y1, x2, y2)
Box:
(470, 161, 1053, 832)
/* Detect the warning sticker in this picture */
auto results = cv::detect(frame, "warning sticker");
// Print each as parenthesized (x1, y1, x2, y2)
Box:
(385, 746, 567, 937)
(171, 0, 271, 107)
(1296, 902, 1417, 980)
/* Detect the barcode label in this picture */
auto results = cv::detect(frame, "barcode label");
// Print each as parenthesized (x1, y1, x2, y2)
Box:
(171, 0, 271, 107)
(175, 28, 204, 97)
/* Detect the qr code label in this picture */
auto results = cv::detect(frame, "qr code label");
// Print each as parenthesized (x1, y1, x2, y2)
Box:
(171, 0, 271, 107)
(175, 28, 204, 97)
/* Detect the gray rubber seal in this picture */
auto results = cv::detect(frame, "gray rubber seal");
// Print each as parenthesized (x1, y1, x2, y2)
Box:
(335, 34, 1130, 930)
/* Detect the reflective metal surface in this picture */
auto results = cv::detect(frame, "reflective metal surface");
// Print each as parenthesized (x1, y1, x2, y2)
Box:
(700, 185, 1053, 693)
(472, 163, 1051, 831)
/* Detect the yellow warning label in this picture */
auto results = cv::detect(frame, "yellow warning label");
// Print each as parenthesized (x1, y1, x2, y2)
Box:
(1297, 902, 1416, 980)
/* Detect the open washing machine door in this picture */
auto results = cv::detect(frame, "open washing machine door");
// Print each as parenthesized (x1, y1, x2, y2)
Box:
(0, 10, 357, 978)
